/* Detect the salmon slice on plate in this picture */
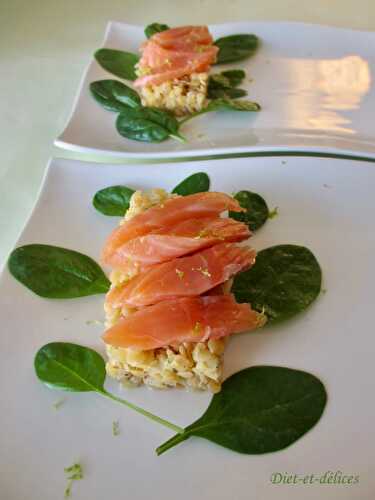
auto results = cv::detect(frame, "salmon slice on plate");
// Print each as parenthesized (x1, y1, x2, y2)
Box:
(102, 295, 265, 350)
(107, 243, 256, 308)
(106, 216, 250, 272)
(151, 26, 214, 51)
(102, 192, 244, 265)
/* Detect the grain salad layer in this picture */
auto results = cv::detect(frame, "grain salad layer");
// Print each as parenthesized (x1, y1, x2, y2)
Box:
(136, 71, 208, 116)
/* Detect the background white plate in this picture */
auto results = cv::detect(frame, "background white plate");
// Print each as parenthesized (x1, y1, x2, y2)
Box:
(56, 21, 375, 159)
(1, 156, 374, 499)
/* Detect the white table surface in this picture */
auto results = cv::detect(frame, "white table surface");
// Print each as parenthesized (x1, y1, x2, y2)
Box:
(1, 0, 375, 269)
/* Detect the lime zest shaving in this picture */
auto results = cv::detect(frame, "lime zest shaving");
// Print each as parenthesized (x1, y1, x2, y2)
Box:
(64, 463, 83, 498)
(268, 207, 279, 219)
(194, 266, 211, 277)
(53, 398, 65, 410)
(194, 229, 210, 239)
(85, 319, 104, 326)
(112, 420, 120, 436)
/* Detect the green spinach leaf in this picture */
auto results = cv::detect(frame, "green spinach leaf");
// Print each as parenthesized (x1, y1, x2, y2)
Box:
(206, 98, 260, 112)
(94, 49, 139, 81)
(220, 69, 246, 86)
(157, 366, 327, 455)
(145, 22, 170, 38)
(208, 87, 248, 99)
(116, 107, 186, 143)
(209, 73, 232, 89)
(229, 190, 269, 231)
(214, 34, 259, 64)
(90, 80, 141, 112)
(180, 98, 260, 124)
(208, 70, 247, 99)
(93, 185, 135, 216)
(232, 245, 322, 322)
(35, 342, 106, 392)
(35, 342, 184, 434)
(8, 244, 110, 298)
(172, 173, 210, 196)
(208, 70, 245, 90)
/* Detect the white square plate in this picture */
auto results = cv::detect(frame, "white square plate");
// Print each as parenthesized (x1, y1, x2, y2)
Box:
(1, 156, 374, 499)
(55, 21, 375, 160)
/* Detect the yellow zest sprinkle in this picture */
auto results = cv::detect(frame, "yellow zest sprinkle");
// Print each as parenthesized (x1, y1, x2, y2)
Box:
(268, 207, 279, 219)
(53, 398, 65, 410)
(112, 420, 120, 436)
(193, 266, 211, 277)
(85, 319, 104, 326)
(194, 229, 211, 239)
(64, 463, 83, 498)
(164, 58, 172, 67)
(256, 307, 268, 328)
(193, 322, 202, 335)
(176, 268, 185, 279)
(138, 65, 152, 76)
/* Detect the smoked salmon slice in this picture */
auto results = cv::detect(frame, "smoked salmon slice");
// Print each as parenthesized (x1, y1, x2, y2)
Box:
(102, 192, 244, 266)
(152, 26, 214, 51)
(102, 295, 265, 350)
(107, 243, 256, 308)
(134, 25, 218, 88)
(106, 216, 250, 272)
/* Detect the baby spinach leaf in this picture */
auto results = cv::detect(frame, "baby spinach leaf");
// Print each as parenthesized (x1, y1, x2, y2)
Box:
(208, 69, 245, 90)
(180, 98, 260, 124)
(8, 244, 110, 298)
(117, 113, 169, 142)
(157, 366, 327, 455)
(207, 98, 260, 112)
(145, 22, 170, 38)
(172, 173, 210, 196)
(94, 49, 139, 81)
(116, 107, 186, 143)
(214, 34, 259, 64)
(232, 245, 322, 322)
(229, 190, 269, 232)
(208, 87, 248, 99)
(111, 81, 141, 108)
(90, 80, 141, 112)
(221, 69, 246, 86)
(35, 342, 184, 434)
(35, 342, 106, 392)
(93, 185, 135, 216)
(207, 70, 247, 99)
(209, 73, 232, 89)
